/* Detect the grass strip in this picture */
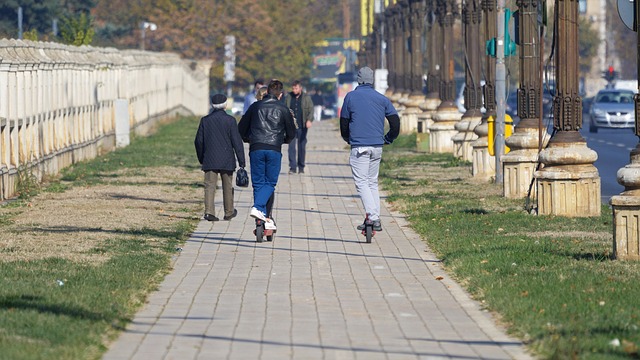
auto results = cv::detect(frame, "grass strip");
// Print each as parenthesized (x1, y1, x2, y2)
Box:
(381, 134, 640, 359)
(0, 116, 201, 360)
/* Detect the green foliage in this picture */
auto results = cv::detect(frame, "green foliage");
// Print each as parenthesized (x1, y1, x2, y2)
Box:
(15, 165, 40, 199)
(0, 0, 61, 39)
(61, 117, 200, 186)
(22, 28, 38, 41)
(59, 12, 94, 46)
(578, 17, 599, 73)
(0, 225, 190, 360)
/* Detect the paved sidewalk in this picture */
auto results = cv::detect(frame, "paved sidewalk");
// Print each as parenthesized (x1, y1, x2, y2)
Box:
(104, 121, 532, 360)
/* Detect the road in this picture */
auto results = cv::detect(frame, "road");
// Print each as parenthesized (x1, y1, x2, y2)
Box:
(581, 126, 638, 203)
(513, 113, 637, 203)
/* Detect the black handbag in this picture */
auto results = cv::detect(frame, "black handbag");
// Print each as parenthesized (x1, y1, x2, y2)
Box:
(236, 167, 249, 187)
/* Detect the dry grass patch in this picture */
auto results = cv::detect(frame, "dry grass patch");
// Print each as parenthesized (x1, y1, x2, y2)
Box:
(0, 166, 202, 263)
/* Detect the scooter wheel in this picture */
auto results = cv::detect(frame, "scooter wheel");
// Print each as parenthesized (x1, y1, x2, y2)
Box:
(365, 225, 373, 243)
(256, 223, 264, 243)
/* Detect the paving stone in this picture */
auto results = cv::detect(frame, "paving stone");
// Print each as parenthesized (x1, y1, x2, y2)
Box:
(103, 121, 531, 360)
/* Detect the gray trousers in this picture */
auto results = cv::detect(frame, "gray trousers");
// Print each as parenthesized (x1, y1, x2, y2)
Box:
(204, 170, 234, 217)
(349, 146, 383, 221)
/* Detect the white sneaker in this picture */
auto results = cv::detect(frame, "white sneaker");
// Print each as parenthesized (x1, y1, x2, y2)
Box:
(264, 220, 277, 230)
(250, 207, 267, 221)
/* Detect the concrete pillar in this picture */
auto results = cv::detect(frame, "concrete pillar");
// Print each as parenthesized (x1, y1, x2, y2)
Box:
(400, 0, 427, 135)
(610, 145, 640, 259)
(503, 0, 544, 198)
(453, 0, 483, 161)
(391, 5, 405, 105)
(534, 0, 600, 217)
(417, 0, 442, 152)
(609, 0, 640, 260)
(472, 0, 497, 180)
(430, 0, 461, 153)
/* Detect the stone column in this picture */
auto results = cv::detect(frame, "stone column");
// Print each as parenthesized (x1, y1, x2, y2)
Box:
(453, 0, 482, 161)
(397, 0, 412, 109)
(430, 0, 461, 153)
(371, 17, 381, 69)
(384, 7, 398, 100)
(400, 0, 427, 134)
(534, 0, 600, 217)
(472, 0, 497, 180)
(502, 0, 543, 198)
(391, 5, 405, 106)
(610, 0, 640, 260)
(417, 0, 443, 152)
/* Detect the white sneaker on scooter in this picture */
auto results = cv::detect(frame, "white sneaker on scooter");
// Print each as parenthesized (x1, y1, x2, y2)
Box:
(250, 207, 267, 221)
(264, 220, 277, 231)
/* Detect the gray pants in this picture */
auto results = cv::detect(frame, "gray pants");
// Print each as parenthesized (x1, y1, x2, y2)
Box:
(349, 146, 383, 221)
(204, 170, 234, 217)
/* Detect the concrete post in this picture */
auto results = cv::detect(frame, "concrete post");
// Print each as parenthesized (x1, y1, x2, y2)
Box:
(400, 0, 427, 134)
(453, 0, 482, 161)
(609, 0, 640, 260)
(502, 0, 543, 198)
(417, 0, 443, 152)
(534, 0, 600, 217)
(430, 0, 461, 153)
(392, 5, 405, 105)
(384, 7, 398, 99)
(472, 0, 497, 180)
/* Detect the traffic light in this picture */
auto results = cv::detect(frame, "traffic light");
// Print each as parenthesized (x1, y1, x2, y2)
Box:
(603, 66, 618, 82)
(485, 9, 517, 58)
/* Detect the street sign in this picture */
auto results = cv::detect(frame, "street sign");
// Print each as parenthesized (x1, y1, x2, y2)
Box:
(618, 0, 636, 32)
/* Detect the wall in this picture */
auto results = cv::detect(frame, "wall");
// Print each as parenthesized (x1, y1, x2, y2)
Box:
(0, 39, 211, 200)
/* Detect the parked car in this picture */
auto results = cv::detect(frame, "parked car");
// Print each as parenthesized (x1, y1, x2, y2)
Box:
(231, 95, 244, 116)
(455, 81, 486, 113)
(322, 94, 337, 119)
(588, 89, 635, 133)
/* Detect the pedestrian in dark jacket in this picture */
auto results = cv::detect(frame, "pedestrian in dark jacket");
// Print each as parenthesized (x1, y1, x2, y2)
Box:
(238, 80, 297, 230)
(195, 94, 246, 222)
(284, 80, 314, 174)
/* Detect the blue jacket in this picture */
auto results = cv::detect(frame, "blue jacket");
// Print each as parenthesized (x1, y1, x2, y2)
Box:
(340, 84, 399, 147)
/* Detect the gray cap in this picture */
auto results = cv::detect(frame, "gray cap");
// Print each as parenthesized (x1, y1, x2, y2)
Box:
(357, 66, 374, 85)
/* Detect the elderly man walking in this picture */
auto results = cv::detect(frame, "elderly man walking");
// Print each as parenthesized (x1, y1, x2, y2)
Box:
(339, 67, 400, 231)
(195, 94, 246, 221)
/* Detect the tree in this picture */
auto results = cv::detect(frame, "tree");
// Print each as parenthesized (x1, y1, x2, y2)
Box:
(59, 12, 94, 46)
(607, 0, 637, 79)
(0, 0, 61, 39)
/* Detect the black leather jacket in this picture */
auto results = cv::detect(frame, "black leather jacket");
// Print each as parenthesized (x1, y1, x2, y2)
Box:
(238, 94, 297, 152)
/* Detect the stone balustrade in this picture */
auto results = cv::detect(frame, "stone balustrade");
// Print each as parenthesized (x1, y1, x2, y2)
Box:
(0, 39, 211, 200)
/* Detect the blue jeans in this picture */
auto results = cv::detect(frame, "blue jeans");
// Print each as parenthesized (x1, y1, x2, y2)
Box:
(249, 150, 282, 214)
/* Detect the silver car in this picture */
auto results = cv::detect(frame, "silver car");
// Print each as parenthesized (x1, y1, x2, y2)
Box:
(589, 89, 635, 133)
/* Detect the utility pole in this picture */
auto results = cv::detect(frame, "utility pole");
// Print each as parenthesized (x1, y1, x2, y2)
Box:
(344, 0, 351, 39)
(494, 0, 506, 183)
(17, 7, 23, 39)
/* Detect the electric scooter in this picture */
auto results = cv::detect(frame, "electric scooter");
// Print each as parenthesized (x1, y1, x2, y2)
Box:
(254, 193, 275, 243)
